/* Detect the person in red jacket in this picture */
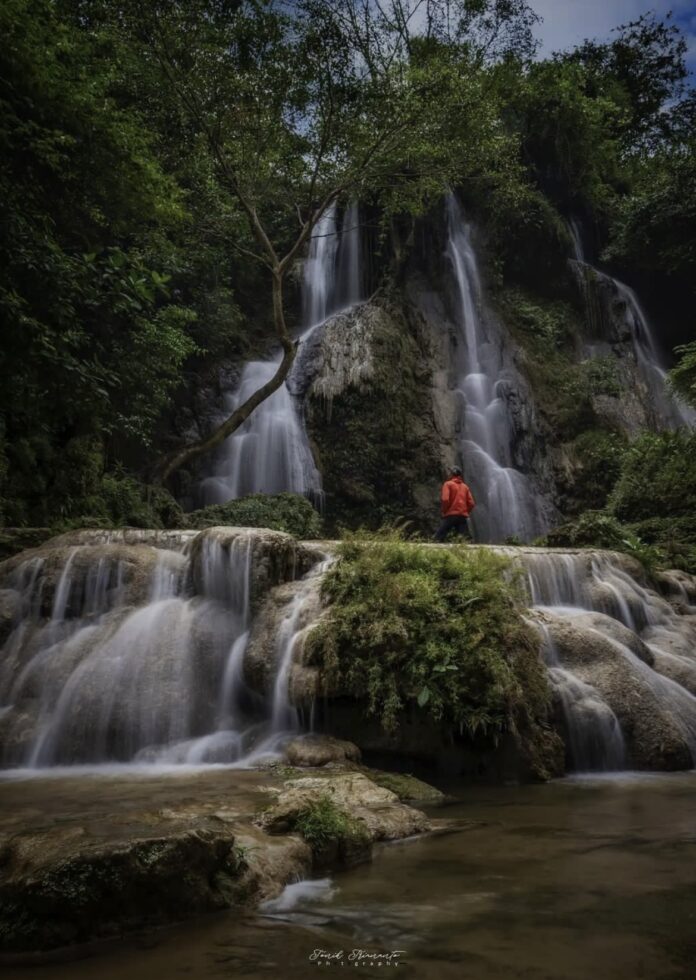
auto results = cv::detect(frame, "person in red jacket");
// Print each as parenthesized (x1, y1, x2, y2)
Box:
(434, 467, 475, 542)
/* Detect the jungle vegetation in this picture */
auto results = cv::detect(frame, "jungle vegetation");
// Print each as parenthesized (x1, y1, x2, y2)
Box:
(1, 0, 694, 531)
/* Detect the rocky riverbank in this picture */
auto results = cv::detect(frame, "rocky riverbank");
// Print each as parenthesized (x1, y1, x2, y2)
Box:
(0, 745, 442, 958)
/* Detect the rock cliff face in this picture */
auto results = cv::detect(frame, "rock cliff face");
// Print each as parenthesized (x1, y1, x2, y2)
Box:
(299, 297, 449, 534)
(190, 202, 690, 538)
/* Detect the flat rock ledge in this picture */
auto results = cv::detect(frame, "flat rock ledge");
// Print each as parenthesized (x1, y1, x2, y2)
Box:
(0, 767, 434, 958)
(257, 771, 431, 873)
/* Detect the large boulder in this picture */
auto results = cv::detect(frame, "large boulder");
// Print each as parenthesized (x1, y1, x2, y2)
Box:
(0, 590, 20, 646)
(244, 571, 328, 703)
(0, 542, 186, 619)
(256, 771, 431, 869)
(187, 526, 316, 609)
(284, 734, 361, 767)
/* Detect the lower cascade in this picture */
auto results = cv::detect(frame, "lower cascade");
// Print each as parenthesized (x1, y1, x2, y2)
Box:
(0, 527, 327, 769)
(520, 549, 696, 771)
(1, 532, 695, 775)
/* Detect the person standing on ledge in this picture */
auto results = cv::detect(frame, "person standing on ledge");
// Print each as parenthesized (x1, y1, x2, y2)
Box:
(434, 467, 475, 542)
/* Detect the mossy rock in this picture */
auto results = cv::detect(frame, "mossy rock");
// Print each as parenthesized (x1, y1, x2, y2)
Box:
(363, 769, 445, 804)
(304, 299, 443, 534)
(186, 493, 322, 539)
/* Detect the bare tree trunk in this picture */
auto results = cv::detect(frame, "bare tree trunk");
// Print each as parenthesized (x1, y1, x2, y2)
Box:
(155, 270, 296, 486)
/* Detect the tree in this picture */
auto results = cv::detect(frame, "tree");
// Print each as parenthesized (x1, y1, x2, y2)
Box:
(89, 0, 536, 484)
(0, 0, 200, 524)
(566, 12, 688, 153)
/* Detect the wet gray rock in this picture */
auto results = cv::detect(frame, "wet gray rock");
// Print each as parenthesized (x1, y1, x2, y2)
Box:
(543, 611, 693, 770)
(284, 734, 361, 768)
(187, 526, 306, 608)
(0, 822, 241, 953)
(257, 771, 430, 873)
(0, 542, 186, 619)
(0, 590, 20, 646)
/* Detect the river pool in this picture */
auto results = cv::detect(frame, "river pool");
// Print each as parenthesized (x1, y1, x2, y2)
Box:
(3, 771, 696, 980)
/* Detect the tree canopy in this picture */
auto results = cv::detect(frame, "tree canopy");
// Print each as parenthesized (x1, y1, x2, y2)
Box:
(0, 0, 693, 526)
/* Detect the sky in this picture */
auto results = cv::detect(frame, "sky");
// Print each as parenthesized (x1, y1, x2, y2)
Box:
(531, 0, 696, 74)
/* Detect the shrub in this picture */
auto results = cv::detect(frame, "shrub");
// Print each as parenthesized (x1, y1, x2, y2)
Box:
(186, 492, 322, 538)
(543, 510, 665, 574)
(52, 475, 184, 531)
(307, 531, 558, 775)
(627, 516, 696, 575)
(545, 510, 627, 549)
(669, 343, 696, 410)
(609, 430, 696, 521)
(568, 429, 627, 513)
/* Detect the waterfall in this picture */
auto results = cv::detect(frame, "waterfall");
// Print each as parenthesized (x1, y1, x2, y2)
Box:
(334, 199, 363, 313)
(518, 548, 696, 771)
(198, 361, 322, 504)
(0, 530, 327, 770)
(568, 219, 695, 430)
(445, 196, 549, 542)
(613, 280, 695, 429)
(533, 618, 626, 771)
(198, 202, 364, 506)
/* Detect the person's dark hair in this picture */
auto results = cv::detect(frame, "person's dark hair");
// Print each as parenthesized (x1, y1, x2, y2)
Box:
(451, 466, 463, 477)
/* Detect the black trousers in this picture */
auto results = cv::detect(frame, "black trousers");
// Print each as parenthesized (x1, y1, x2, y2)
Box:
(434, 514, 471, 542)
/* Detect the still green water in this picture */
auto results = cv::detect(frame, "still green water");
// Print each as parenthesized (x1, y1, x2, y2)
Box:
(6, 772, 696, 980)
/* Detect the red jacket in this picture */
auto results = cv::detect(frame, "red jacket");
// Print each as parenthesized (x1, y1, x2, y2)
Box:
(441, 476, 475, 517)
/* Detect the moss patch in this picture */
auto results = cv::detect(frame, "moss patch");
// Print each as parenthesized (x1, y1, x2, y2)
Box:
(307, 531, 560, 778)
(364, 769, 445, 804)
(292, 794, 369, 851)
(186, 492, 322, 538)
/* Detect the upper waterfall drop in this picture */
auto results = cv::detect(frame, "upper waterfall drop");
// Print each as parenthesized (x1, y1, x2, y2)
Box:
(302, 200, 363, 329)
(567, 218, 695, 430)
(445, 196, 550, 543)
(198, 201, 364, 507)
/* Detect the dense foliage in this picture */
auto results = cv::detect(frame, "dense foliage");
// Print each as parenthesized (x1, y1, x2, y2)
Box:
(308, 532, 561, 777)
(1, 0, 693, 532)
(544, 431, 696, 574)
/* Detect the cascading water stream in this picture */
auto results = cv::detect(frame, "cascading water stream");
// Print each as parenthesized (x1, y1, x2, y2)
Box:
(521, 548, 696, 771)
(445, 196, 548, 542)
(198, 202, 364, 506)
(0, 530, 330, 771)
(568, 218, 695, 429)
